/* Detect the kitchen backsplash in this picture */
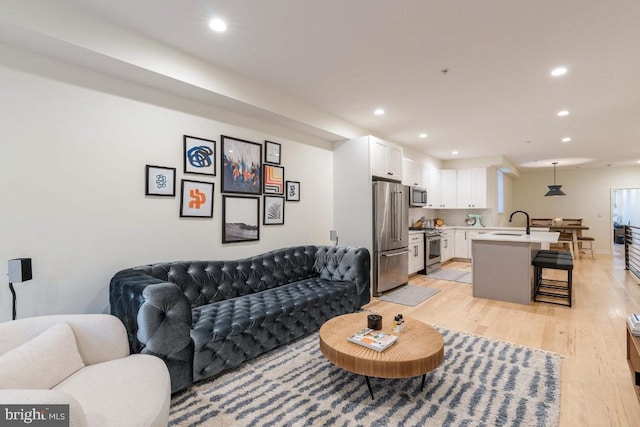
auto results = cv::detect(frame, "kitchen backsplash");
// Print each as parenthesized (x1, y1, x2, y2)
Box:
(409, 208, 494, 227)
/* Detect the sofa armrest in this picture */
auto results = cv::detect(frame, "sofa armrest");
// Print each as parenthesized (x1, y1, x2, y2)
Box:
(314, 246, 371, 307)
(0, 314, 129, 364)
(109, 270, 195, 393)
(0, 389, 88, 427)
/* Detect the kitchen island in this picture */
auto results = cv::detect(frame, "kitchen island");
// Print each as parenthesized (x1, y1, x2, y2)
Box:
(470, 231, 559, 305)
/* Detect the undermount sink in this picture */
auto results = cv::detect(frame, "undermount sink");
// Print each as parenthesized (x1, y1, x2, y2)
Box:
(493, 232, 524, 236)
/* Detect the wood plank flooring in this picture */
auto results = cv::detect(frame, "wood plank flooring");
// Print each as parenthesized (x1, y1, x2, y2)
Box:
(363, 246, 640, 426)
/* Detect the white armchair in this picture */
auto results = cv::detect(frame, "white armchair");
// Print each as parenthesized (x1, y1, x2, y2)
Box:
(0, 314, 170, 427)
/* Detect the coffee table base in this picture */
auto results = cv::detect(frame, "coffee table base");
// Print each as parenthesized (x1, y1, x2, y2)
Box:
(364, 374, 427, 399)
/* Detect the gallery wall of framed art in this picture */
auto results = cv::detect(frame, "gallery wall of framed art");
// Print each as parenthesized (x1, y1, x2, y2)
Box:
(144, 133, 301, 244)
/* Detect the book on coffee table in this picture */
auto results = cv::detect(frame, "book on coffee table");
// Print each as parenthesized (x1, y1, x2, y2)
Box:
(348, 328, 398, 352)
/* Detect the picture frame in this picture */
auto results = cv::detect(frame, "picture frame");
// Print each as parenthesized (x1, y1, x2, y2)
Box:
(263, 165, 285, 195)
(180, 179, 214, 218)
(263, 196, 285, 225)
(221, 135, 262, 195)
(264, 140, 281, 165)
(145, 165, 176, 196)
(222, 196, 260, 243)
(285, 181, 300, 202)
(184, 135, 216, 176)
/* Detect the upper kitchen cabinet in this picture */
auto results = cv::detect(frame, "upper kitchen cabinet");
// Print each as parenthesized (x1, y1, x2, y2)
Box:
(441, 170, 458, 208)
(422, 168, 441, 208)
(402, 158, 422, 187)
(457, 168, 487, 208)
(422, 168, 456, 208)
(371, 137, 403, 181)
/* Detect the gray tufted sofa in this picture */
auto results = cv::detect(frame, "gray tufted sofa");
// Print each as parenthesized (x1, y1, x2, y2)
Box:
(109, 245, 370, 393)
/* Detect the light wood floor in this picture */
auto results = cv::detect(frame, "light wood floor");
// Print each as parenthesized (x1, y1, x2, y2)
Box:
(364, 246, 640, 427)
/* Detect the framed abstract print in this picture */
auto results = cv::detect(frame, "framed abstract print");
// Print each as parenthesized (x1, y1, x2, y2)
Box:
(184, 135, 215, 176)
(221, 135, 262, 195)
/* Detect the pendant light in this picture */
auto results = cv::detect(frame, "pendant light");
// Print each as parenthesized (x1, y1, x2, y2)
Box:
(544, 162, 566, 196)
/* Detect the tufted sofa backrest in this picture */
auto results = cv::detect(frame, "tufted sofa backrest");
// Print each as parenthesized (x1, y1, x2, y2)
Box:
(133, 246, 320, 307)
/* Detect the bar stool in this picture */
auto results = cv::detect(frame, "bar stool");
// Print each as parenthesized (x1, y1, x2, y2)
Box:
(556, 236, 575, 259)
(532, 250, 574, 307)
(577, 236, 595, 259)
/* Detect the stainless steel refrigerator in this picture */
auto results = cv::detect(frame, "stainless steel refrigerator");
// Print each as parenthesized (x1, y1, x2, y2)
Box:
(372, 180, 409, 296)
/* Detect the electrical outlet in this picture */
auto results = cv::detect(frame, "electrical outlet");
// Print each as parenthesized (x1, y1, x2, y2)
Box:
(330, 230, 337, 241)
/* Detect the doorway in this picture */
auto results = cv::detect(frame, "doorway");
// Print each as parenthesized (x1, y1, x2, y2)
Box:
(611, 188, 640, 260)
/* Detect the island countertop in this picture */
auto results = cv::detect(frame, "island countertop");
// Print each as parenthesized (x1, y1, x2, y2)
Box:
(470, 231, 559, 244)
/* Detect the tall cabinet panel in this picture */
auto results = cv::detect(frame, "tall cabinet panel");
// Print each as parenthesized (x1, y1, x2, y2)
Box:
(333, 135, 404, 253)
(333, 137, 373, 251)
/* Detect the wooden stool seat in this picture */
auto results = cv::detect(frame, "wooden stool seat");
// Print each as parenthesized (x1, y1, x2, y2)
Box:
(577, 236, 595, 259)
(556, 237, 575, 259)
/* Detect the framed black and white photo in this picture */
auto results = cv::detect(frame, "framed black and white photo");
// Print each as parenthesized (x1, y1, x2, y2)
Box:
(180, 180, 214, 218)
(184, 135, 216, 176)
(263, 195, 285, 225)
(285, 181, 300, 202)
(264, 140, 281, 165)
(222, 195, 260, 243)
(145, 165, 176, 196)
(221, 135, 262, 195)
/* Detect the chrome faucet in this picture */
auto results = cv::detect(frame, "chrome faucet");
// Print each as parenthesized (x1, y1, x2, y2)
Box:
(509, 210, 530, 235)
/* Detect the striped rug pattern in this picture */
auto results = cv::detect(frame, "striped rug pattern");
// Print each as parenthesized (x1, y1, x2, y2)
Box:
(170, 327, 561, 426)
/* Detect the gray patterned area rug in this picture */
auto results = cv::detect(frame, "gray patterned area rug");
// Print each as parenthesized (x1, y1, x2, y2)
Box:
(169, 327, 561, 427)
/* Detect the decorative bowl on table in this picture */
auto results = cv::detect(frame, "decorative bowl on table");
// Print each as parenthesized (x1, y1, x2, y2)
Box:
(552, 217, 563, 226)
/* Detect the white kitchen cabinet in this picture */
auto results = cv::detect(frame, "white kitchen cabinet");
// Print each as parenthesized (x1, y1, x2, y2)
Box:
(440, 169, 458, 208)
(457, 168, 487, 208)
(454, 229, 470, 258)
(423, 167, 441, 208)
(402, 158, 422, 187)
(441, 230, 454, 262)
(371, 137, 403, 181)
(408, 233, 425, 274)
(422, 168, 456, 208)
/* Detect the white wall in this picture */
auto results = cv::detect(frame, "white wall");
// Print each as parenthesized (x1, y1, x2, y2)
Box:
(0, 52, 334, 322)
(512, 166, 640, 253)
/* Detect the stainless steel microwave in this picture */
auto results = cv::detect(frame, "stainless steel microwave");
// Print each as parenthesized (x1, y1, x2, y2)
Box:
(409, 186, 428, 207)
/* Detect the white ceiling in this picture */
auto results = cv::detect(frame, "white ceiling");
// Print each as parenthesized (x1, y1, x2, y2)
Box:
(8, 0, 640, 170)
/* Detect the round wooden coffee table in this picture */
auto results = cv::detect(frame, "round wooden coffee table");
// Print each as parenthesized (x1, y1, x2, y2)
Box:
(319, 312, 444, 398)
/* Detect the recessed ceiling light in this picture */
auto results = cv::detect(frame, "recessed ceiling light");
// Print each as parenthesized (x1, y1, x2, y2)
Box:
(637, 160, 640, 164)
(557, 110, 570, 117)
(550, 67, 568, 77)
(419, 133, 428, 138)
(209, 18, 227, 32)
(452, 151, 458, 155)
(562, 137, 572, 143)
(374, 108, 385, 116)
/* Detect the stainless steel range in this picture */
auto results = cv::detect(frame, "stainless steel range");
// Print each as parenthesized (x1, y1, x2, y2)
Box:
(425, 228, 442, 274)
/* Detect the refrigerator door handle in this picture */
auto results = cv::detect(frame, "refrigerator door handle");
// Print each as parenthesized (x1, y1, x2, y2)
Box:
(393, 190, 402, 241)
(382, 250, 410, 257)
